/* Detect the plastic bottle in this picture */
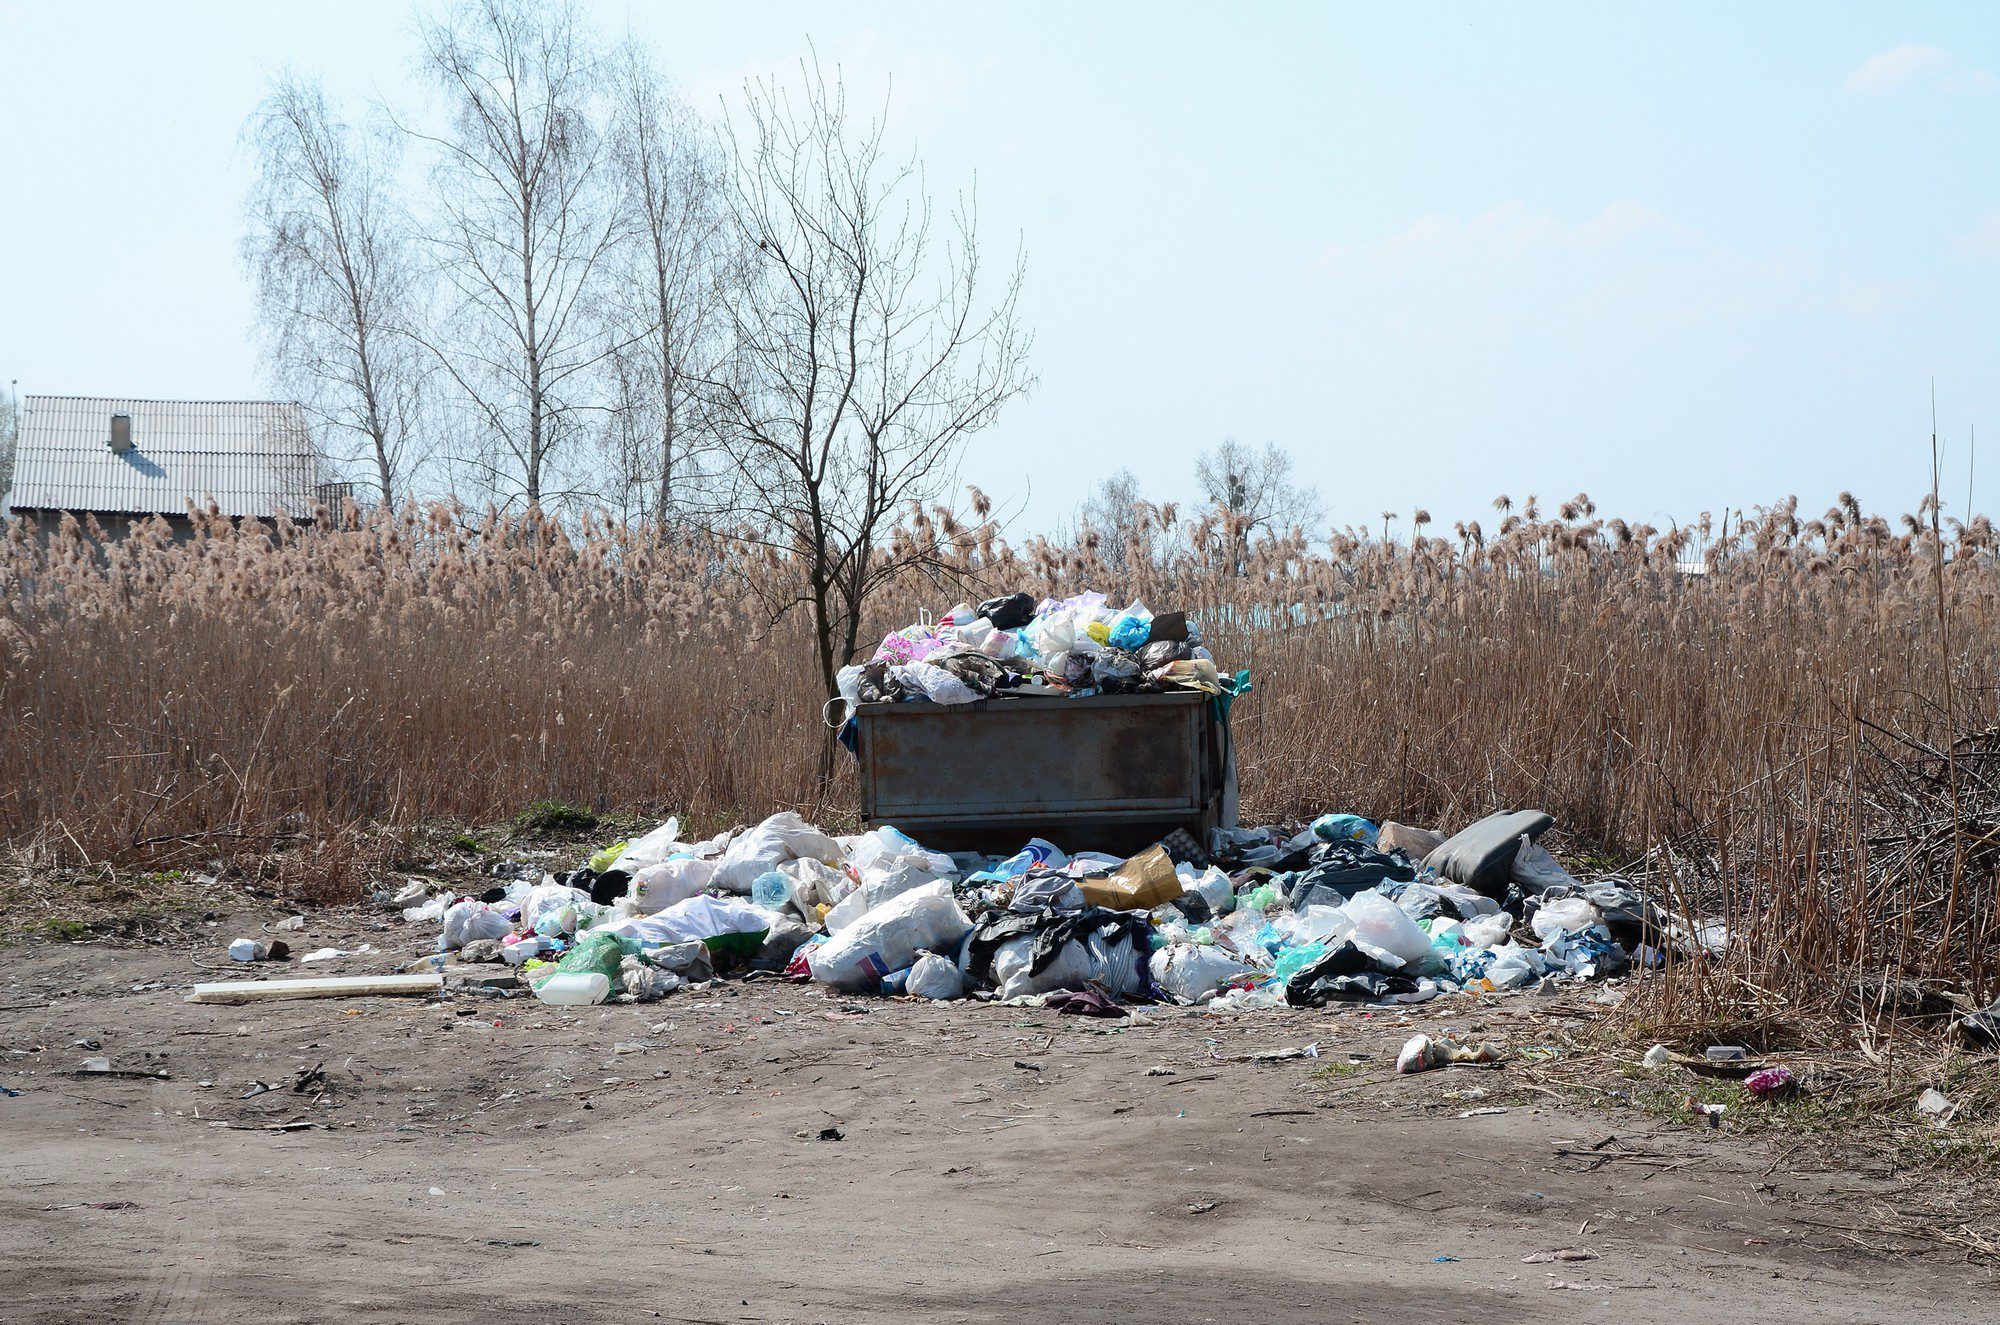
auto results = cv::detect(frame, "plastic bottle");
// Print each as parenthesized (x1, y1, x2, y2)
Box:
(751, 871, 795, 911)
(533, 971, 610, 1005)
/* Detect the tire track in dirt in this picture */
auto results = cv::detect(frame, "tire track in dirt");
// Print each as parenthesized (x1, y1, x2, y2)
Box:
(129, 1077, 232, 1325)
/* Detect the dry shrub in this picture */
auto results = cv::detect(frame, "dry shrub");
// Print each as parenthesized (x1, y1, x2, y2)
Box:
(3, 494, 1997, 1009)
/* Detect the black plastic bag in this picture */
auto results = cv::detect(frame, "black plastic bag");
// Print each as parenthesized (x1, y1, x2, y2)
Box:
(1288, 842, 1417, 911)
(558, 867, 633, 907)
(978, 592, 1036, 630)
(1284, 941, 1420, 1006)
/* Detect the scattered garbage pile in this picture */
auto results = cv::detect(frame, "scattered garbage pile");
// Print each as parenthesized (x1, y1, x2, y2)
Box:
(835, 591, 1246, 711)
(396, 806, 1701, 1011)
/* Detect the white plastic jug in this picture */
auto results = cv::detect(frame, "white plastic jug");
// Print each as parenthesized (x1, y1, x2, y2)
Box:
(533, 972, 610, 1005)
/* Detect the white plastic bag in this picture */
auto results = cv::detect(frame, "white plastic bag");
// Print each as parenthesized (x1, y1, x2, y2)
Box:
(616, 816, 685, 873)
(619, 956, 683, 1001)
(807, 881, 974, 992)
(1343, 890, 1435, 969)
(1026, 608, 1078, 660)
(942, 615, 996, 653)
(1280, 903, 1355, 946)
(591, 893, 770, 947)
(629, 856, 717, 913)
(1531, 897, 1604, 941)
(402, 894, 449, 924)
(710, 812, 844, 894)
(439, 899, 512, 951)
(1150, 943, 1257, 1004)
(1481, 941, 1545, 990)
(905, 951, 966, 1000)
(824, 860, 941, 933)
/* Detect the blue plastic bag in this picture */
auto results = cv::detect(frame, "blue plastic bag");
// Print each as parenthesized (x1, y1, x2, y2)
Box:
(1107, 605, 1153, 652)
(1311, 813, 1378, 845)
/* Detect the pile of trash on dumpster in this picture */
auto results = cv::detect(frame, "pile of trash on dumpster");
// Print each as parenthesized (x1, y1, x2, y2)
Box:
(400, 806, 1701, 1012)
(836, 591, 1245, 710)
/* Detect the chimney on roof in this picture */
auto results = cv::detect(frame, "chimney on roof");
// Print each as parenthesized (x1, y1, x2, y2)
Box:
(108, 412, 133, 453)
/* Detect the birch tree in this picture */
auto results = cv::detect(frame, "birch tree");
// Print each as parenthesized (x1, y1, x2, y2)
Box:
(242, 76, 428, 507)
(600, 42, 738, 525)
(408, 0, 624, 510)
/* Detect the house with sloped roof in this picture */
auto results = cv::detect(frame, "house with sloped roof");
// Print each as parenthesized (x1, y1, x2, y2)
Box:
(0, 395, 342, 538)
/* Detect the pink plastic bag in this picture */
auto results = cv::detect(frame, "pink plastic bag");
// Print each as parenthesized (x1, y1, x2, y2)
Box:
(873, 625, 943, 663)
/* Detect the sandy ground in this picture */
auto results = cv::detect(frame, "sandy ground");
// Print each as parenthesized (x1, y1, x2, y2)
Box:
(1, 905, 1989, 1325)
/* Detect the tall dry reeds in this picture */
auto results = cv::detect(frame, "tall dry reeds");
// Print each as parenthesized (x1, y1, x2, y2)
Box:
(3, 493, 1997, 1011)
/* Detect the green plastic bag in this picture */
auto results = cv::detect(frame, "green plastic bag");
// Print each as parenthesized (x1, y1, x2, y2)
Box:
(1273, 941, 1329, 984)
(588, 840, 631, 874)
(550, 931, 628, 984)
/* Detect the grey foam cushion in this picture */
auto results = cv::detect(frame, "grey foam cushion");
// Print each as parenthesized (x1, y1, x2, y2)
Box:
(1423, 810, 1554, 899)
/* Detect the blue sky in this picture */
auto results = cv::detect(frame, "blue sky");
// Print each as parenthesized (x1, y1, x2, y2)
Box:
(2, 1, 1995, 535)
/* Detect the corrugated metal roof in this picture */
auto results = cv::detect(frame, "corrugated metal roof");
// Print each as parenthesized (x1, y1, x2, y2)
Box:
(4, 395, 320, 519)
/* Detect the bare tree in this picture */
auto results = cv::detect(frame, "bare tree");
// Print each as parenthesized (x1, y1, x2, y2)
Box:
(699, 58, 1033, 706)
(1080, 468, 1147, 571)
(407, 0, 625, 510)
(242, 76, 428, 507)
(599, 42, 739, 526)
(1195, 437, 1322, 569)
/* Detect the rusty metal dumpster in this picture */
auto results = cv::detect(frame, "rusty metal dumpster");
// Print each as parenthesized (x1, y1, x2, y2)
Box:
(855, 691, 1234, 855)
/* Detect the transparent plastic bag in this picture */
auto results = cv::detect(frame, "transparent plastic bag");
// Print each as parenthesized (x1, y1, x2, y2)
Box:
(1152, 943, 1257, 1004)
(1342, 890, 1435, 969)
(1530, 896, 1603, 941)
(439, 899, 512, 952)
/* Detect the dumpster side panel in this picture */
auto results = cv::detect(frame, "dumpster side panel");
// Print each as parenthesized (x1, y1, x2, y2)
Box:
(857, 693, 1215, 852)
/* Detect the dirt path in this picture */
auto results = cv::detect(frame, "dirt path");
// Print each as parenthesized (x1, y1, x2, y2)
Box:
(0, 914, 1985, 1324)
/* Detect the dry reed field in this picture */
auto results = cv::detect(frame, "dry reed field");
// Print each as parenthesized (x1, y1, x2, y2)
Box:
(3, 493, 1997, 1036)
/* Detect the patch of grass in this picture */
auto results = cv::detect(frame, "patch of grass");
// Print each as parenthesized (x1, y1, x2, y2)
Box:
(513, 800, 600, 838)
(448, 833, 484, 854)
(29, 917, 92, 941)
